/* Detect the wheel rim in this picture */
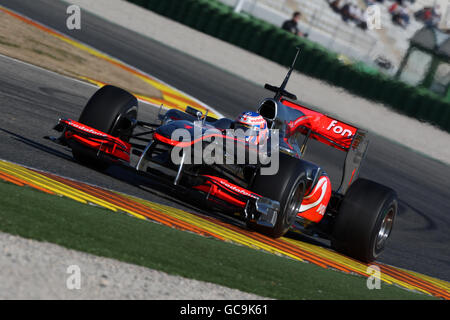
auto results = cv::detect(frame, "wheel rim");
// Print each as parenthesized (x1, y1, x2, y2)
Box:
(375, 207, 395, 251)
(285, 182, 304, 224)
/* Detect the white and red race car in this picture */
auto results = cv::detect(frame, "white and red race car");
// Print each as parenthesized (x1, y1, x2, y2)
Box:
(50, 50, 397, 262)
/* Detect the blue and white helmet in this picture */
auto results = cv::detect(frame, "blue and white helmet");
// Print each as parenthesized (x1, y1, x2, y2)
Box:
(234, 111, 268, 145)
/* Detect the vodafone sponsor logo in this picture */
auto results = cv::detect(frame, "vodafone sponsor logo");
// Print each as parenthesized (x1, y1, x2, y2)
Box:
(69, 121, 107, 137)
(287, 116, 309, 130)
(218, 180, 259, 199)
(326, 120, 354, 138)
(300, 176, 328, 214)
(240, 118, 265, 124)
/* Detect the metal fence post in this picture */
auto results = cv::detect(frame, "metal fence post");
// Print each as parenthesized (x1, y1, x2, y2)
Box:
(234, 0, 246, 13)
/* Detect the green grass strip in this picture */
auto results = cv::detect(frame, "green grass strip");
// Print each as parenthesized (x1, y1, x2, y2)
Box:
(0, 180, 436, 299)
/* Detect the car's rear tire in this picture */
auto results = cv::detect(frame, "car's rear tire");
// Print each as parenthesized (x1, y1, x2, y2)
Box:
(331, 178, 397, 262)
(247, 153, 308, 238)
(72, 85, 138, 167)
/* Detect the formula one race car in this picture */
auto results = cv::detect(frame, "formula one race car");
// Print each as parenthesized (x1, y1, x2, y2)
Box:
(49, 50, 397, 262)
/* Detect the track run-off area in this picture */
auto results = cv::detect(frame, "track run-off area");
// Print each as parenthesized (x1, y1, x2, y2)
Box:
(0, 159, 449, 300)
(0, 4, 221, 119)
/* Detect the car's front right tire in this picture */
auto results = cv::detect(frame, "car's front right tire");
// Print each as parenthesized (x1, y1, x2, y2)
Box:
(247, 153, 308, 238)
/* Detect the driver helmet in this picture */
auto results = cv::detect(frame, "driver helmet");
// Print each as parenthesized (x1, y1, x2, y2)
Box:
(234, 111, 269, 145)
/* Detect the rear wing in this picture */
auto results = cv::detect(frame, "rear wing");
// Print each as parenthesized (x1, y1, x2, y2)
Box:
(280, 99, 369, 194)
(262, 47, 368, 194)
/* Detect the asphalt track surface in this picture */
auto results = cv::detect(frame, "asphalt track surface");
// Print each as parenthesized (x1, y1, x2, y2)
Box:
(0, 0, 449, 282)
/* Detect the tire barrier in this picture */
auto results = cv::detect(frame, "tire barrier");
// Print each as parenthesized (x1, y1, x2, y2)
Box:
(127, 0, 450, 132)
